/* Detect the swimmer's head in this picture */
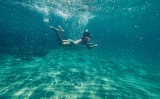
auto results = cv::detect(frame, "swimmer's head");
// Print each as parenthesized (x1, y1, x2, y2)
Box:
(83, 29, 91, 37)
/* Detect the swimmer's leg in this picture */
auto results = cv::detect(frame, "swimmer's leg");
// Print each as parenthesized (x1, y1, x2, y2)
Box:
(49, 26, 62, 45)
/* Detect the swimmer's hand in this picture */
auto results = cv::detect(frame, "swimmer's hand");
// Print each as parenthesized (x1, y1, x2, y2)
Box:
(93, 44, 98, 47)
(90, 44, 98, 48)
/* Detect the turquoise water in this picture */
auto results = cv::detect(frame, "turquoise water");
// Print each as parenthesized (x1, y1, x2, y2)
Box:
(0, 0, 160, 99)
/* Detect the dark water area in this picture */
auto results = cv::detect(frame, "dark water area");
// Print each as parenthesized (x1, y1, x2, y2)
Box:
(0, 1, 58, 60)
(0, 0, 160, 98)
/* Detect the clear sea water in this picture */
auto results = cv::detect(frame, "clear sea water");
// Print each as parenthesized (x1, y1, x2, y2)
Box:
(0, 0, 160, 99)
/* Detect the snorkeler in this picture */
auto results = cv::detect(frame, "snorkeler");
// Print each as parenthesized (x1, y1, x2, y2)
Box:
(49, 25, 98, 50)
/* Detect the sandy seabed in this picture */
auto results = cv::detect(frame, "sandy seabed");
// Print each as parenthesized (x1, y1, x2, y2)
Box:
(0, 48, 160, 99)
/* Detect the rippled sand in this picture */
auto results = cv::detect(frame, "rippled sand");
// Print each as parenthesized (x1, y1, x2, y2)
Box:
(0, 49, 159, 99)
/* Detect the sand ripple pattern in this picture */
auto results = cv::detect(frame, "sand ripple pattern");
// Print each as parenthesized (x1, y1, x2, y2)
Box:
(0, 49, 160, 99)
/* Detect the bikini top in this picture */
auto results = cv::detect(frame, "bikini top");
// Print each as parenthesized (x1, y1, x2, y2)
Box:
(81, 37, 90, 44)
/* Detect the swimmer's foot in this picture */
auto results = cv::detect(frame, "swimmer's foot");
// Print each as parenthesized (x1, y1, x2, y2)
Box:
(58, 25, 64, 33)
(49, 26, 59, 32)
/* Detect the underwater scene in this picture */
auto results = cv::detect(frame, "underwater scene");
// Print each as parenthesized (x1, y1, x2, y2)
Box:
(0, 0, 160, 99)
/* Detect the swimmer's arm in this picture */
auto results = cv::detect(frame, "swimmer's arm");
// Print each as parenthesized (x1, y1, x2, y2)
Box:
(85, 43, 98, 50)
(87, 42, 95, 45)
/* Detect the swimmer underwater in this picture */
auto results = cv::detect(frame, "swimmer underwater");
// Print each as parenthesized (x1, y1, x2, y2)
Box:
(49, 25, 98, 50)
